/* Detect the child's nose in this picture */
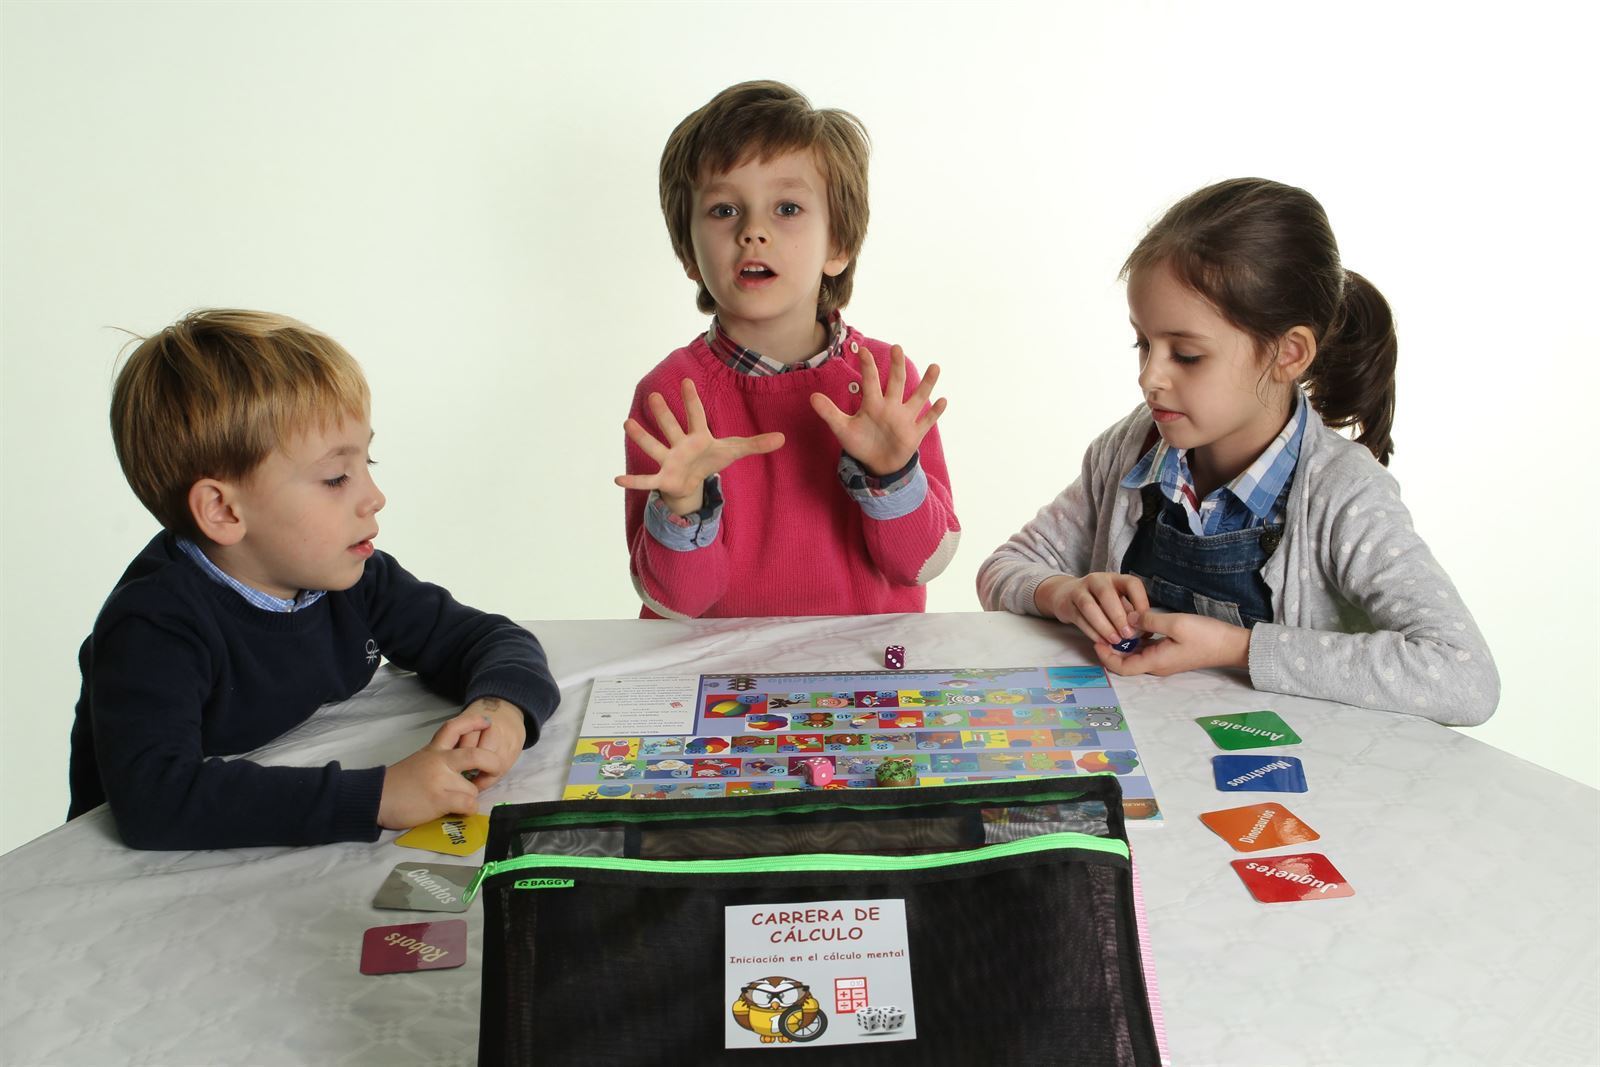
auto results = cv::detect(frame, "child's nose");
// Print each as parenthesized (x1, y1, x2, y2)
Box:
(739, 221, 768, 245)
(1136, 352, 1165, 393)
(363, 477, 386, 516)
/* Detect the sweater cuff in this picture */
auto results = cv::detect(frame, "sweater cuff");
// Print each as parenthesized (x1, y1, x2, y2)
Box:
(1247, 624, 1285, 694)
(332, 765, 386, 843)
(465, 677, 562, 746)
(1015, 572, 1054, 618)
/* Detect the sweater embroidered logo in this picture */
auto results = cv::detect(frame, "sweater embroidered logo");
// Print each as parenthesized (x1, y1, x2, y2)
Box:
(365, 639, 380, 664)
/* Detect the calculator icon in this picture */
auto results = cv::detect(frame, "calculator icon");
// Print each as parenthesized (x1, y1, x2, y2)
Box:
(834, 976, 869, 1014)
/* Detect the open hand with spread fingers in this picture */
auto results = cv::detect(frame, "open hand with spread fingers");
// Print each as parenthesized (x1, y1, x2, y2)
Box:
(809, 344, 947, 476)
(615, 378, 786, 515)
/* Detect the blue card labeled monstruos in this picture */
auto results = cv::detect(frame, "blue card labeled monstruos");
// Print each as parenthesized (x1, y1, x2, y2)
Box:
(1211, 754, 1308, 793)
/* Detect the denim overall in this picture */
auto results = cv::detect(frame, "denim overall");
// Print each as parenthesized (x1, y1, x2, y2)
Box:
(1120, 483, 1288, 628)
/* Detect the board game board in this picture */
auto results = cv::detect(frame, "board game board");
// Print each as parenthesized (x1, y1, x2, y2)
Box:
(564, 665, 1160, 820)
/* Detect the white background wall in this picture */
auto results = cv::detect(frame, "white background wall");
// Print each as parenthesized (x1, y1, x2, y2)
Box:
(3, 1, 1595, 856)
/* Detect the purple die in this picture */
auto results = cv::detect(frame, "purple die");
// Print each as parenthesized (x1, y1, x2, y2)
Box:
(1111, 636, 1140, 654)
(884, 645, 905, 670)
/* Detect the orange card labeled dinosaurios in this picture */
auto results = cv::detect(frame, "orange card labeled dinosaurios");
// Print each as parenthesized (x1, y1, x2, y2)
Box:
(1199, 803, 1320, 853)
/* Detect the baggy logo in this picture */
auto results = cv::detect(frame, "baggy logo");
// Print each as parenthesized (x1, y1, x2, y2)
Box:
(365, 639, 380, 664)
(732, 976, 829, 1044)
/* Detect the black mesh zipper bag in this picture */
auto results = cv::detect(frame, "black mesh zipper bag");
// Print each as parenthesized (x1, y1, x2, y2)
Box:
(474, 775, 1159, 1065)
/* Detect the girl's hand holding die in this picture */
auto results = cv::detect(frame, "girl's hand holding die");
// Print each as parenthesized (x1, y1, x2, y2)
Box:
(616, 378, 786, 515)
(1097, 609, 1250, 677)
(1035, 572, 1150, 648)
(810, 344, 947, 476)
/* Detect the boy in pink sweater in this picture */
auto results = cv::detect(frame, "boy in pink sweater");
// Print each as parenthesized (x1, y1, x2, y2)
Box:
(616, 80, 961, 619)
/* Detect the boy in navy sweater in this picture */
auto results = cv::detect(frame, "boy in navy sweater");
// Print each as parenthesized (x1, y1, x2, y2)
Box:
(69, 309, 559, 850)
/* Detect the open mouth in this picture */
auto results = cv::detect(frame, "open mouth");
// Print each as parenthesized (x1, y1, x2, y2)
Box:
(738, 262, 777, 282)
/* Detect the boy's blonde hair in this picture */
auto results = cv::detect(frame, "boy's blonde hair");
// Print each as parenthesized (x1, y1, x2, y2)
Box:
(111, 309, 370, 538)
(660, 80, 870, 316)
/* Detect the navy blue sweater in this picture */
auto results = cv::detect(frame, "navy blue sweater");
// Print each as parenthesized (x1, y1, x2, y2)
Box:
(69, 534, 560, 850)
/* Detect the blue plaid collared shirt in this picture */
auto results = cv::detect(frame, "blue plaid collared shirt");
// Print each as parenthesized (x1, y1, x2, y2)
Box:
(1120, 389, 1308, 536)
(705, 311, 846, 375)
(176, 537, 329, 613)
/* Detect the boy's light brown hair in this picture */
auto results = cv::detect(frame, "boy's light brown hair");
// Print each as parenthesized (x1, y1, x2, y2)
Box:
(660, 80, 870, 316)
(111, 309, 370, 539)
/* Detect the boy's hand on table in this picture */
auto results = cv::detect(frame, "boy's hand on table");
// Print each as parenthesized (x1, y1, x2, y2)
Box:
(377, 716, 499, 830)
(811, 344, 947, 476)
(449, 697, 526, 791)
(615, 378, 785, 515)
(1096, 610, 1251, 676)
(1035, 572, 1149, 647)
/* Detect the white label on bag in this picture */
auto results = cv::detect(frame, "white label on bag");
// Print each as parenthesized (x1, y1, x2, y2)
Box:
(724, 898, 915, 1048)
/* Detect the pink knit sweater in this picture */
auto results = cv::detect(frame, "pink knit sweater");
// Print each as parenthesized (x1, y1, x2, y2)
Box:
(624, 327, 961, 619)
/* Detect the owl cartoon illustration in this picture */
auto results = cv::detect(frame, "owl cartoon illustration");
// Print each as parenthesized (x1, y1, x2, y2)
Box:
(732, 976, 828, 1043)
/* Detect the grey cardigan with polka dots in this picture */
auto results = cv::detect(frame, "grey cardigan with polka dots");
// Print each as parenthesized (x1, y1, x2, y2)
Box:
(977, 404, 1499, 725)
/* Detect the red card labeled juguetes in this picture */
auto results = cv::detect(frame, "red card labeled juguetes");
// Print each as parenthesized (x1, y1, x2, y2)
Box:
(360, 919, 468, 975)
(1230, 853, 1353, 903)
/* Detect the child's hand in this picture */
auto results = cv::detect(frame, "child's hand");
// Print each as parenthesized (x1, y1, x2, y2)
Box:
(448, 697, 526, 791)
(810, 345, 947, 477)
(377, 714, 500, 830)
(615, 378, 785, 515)
(1096, 609, 1251, 676)
(1035, 573, 1149, 647)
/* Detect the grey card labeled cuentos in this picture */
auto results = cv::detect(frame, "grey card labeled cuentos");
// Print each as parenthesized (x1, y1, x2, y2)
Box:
(372, 862, 477, 912)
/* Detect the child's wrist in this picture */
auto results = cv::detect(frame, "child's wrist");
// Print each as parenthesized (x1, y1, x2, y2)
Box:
(660, 486, 706, 516)
(1226, 625, 1252, 669)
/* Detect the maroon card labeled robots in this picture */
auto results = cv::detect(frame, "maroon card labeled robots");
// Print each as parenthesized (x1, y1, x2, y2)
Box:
(360, 919, 468, 975)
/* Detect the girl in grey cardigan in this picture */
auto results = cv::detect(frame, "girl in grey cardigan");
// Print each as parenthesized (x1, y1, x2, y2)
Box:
(978, 179, 1497, 726)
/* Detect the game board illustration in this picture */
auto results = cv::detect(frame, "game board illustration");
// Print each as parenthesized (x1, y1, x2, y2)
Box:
(565, 666, 1160, 820)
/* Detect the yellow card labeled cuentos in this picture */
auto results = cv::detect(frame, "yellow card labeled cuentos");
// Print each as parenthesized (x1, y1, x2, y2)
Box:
(1199, 803, 1320, 853)
(396, 814, 490, 856)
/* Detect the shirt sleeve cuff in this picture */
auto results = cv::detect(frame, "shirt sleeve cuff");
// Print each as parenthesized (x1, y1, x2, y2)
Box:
(838, 452, 927, 520)
(644, 475, 723, 551)
(332, 765, 386, 843)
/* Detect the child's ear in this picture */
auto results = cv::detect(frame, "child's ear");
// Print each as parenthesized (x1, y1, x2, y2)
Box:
(1272, 326, 1318, 382)
(682, 257, 702, 283)
(188, 479, 246, 547)
(823, 247, 851, 279)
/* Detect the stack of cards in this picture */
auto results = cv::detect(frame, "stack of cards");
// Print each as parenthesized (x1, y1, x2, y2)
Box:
(360, 815, 492, 977)
(1194, 712, 1353, 904)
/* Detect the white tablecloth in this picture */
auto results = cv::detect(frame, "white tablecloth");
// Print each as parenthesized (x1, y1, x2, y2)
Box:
(3, 611, 1595, 1065)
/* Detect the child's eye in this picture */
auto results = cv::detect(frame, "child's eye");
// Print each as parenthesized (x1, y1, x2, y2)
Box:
(1173, 353, 1202, 365)
(775, 201, 801, 217)
(1130, 339, 1150, 355)
(709, 203, 738, 219)
(324, 475, 350, 488)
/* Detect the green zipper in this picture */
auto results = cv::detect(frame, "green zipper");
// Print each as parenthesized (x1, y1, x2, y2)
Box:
(467, 830, 1126, 901)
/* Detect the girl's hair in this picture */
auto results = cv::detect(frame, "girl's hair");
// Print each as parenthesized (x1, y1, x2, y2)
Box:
(1122, 178, 1398, 465)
